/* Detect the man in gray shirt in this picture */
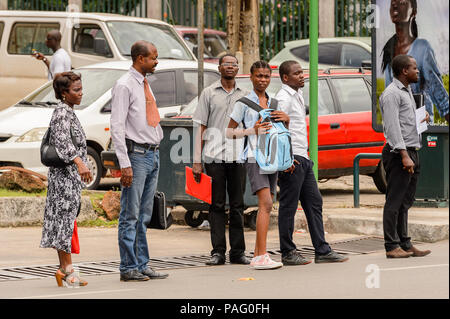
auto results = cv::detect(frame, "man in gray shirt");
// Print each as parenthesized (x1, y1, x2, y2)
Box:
(111, 41, 168, 281)
(380, 54, 431, 259)
(193, 54, 250, 266)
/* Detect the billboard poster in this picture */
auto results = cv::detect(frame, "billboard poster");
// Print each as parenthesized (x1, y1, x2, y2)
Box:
(373, 0, 449, 132)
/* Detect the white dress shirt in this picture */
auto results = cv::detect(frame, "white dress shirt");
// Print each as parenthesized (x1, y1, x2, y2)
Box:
(110, 67, 164, 168)
(276, 83, 309, 159)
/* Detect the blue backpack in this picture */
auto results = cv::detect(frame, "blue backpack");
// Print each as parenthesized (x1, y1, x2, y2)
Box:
(238, 97, 294, 174)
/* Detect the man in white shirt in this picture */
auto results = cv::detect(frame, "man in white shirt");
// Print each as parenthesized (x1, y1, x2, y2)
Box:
(32, 30, 71, 80)
(276, 60, 348, 265)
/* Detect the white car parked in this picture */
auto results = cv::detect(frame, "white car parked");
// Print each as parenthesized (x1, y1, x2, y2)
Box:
(0, 59, 220, 189)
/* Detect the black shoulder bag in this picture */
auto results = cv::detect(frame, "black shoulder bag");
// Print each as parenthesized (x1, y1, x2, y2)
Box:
(40, 126, 77, 168)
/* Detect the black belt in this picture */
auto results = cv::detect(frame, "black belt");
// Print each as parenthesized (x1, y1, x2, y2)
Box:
(126, 138, 159, 151)
(386, 144, 419, 152)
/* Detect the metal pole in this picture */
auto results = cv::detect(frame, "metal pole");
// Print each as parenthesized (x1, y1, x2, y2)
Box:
(309, 0, 319, 179)
(198, 0, 205, 97)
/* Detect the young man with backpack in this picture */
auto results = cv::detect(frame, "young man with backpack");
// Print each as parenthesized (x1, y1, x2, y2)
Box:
(227, 61, 289, 270)
(276, 60, 349, 265)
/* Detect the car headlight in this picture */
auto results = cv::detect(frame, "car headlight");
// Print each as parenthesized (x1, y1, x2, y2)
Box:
(16, 127, 47, 143)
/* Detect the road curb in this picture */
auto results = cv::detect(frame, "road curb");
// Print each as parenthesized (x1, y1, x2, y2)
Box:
(0, 196, 97, 227)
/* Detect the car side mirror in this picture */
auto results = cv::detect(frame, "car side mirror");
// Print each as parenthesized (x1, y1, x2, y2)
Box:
(305, 106, 310, 115)
(94, 38, 111, 57)
(361, 60, 371, 68)
(164, 112, 178, 118)
(193, 45, 198, 57)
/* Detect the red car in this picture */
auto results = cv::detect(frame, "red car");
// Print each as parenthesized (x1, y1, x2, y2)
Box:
(175, 26, 228, 64)
(180, 68, 387, 193)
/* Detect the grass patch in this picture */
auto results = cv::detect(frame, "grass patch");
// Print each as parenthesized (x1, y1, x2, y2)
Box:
(78, 218, 119, 228)
(0, 188, 46, 197)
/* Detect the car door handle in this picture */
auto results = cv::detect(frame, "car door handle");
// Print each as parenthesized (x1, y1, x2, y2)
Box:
(330, 123, 340, 129)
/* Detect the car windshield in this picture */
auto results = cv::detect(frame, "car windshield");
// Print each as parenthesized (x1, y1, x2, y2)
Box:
(107, 21, 194, 60)
(204, 34, 227, 57)
(19, 68, 127, 109)
(180, 76, 282, 116)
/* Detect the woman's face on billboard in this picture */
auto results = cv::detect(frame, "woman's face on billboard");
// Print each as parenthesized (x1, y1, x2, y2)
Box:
(390, 0, 415, 24)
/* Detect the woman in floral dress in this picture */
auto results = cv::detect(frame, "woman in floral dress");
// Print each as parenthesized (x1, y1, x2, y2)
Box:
(40, 72, 92, 287)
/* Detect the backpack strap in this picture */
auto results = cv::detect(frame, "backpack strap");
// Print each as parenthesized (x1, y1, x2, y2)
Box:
(238, 97, 263, 113)
(270, 98, 278, 110)
(238, 96, 279, 112)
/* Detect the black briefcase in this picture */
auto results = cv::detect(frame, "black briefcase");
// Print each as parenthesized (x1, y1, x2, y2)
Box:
(101, 150, 120, 170)
(148, 191, 173, 229)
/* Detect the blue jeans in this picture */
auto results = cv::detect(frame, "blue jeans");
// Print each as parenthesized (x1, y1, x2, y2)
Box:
(118, 148, 159, 274)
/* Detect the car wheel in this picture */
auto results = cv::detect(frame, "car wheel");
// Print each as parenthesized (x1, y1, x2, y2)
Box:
(85, 146, 102, 190)
(184, 210, 208, 228)
(372, 160, 387, 194)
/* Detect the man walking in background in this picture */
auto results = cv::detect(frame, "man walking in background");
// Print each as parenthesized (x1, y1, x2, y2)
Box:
(32, 30, 71, 81)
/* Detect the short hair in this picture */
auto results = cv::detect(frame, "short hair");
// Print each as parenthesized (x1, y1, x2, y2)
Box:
(53, 72, 81, 100)
(47, 30, 62, 42)
(219, 54, 237, 65)
(392, 54, 413, 78)
(279, 60, 300, 80)
(131, 41, 154, 63)
(250, 60, 272, 74)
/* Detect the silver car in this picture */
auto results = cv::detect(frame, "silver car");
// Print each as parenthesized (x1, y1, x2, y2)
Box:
(269, 37, 371, 70)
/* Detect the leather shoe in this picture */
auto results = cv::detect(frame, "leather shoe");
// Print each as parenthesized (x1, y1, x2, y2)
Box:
(141, 267, 169, 279)
(386, 247, 414, 258)
(120, 269, 150, 282)
(230, 255, 251, 265)
(315, 250, 349, 263)
(282, 250, 312, 266)
(205, 254, 225, 265)
(405, 246, 431, 257)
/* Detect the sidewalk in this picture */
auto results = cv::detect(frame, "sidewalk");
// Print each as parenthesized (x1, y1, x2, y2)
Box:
(0, 175, 448, 243)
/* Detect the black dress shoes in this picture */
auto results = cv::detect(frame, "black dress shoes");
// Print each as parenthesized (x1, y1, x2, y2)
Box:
(205, 254, 225, 265)
(230, 255, 251, 265)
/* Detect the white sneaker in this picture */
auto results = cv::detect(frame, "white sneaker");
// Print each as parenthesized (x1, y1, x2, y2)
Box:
(197, 220, 210, 230)
(251, 253, 283, 270)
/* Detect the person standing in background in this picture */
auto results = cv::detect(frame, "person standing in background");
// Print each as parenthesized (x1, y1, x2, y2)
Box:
(193, 54, 250, 266)
(32, 30, 71, 81)
(111, 41, 168, 282)
(380, 54, 431, 258)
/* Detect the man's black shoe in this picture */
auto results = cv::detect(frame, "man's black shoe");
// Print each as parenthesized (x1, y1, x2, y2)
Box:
(205, 254, 225, 265)
(230, 255, 251, 265)
(120, 269, 150, 282)
(141, 267, 169, 279)
(315, 250, 349, 264)
(282, 250, 312, 266)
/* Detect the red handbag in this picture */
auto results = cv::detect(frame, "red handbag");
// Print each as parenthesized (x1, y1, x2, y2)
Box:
(71, 220, 80, 254)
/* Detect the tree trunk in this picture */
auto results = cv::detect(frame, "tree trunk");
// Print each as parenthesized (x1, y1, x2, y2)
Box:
(241, 0, 260, 74)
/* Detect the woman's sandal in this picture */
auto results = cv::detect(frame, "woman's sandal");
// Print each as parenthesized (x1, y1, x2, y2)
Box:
(55, 267, 88, 288)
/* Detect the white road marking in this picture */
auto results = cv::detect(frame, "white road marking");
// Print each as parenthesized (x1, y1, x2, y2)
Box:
(380, 264, 449, 272)
(13, 288, 136, 299)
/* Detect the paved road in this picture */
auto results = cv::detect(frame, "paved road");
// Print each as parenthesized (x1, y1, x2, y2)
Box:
(0, 226, 447, 300)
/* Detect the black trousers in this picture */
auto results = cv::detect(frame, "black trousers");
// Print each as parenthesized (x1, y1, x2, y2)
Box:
(204, 161, 246, 258)
(382, 144, 419, 252)
(278, 155, 331, 256)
